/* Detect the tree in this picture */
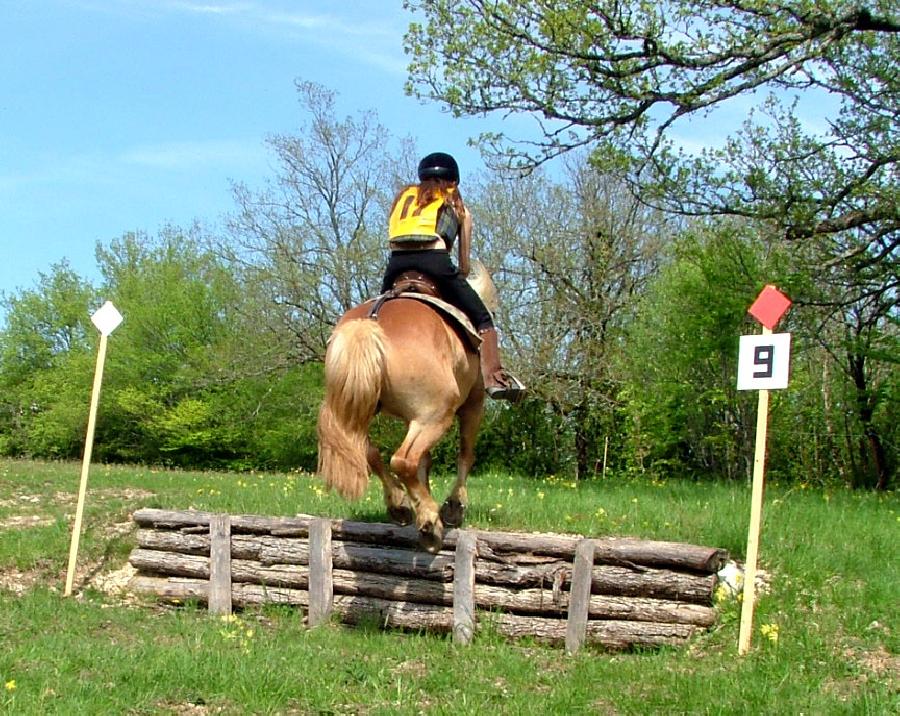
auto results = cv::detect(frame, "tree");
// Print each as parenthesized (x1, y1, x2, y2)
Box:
(471, 157, 669, 477)
(405, 0, 898, 486)
(0, 262, 99, 457)
(217, 80, 418, 365)
(95, 228, 248, 465)
(620, 223, 778, 481)
(405, 1, 898, 254)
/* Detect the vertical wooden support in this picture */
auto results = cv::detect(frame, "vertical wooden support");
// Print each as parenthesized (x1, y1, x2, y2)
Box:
(739, 361, 771, 655)
(208, 514, 232, 616)
(64, 333, 109, 597)
(308, 518, 333, 627)
(565, 538, 595, 655)
(453, 531, 478, 645)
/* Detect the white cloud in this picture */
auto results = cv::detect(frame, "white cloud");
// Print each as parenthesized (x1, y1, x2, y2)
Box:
(151, 0, 406, 74)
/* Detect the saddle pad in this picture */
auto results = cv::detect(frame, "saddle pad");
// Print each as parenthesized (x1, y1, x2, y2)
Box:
(367, 292, 482, 349)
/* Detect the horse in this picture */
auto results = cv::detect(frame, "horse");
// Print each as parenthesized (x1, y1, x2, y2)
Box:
(316, 263, 497, 553)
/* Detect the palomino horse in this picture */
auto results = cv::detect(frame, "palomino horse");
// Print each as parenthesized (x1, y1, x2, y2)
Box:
(316, 264, 497, 552)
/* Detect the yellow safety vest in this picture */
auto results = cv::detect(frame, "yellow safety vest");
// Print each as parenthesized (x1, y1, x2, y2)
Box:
(388, 187, 447, 243)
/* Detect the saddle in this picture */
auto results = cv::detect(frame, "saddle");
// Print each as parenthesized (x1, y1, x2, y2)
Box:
(366, 271, 481, 349)
(390, 271, 439, 298)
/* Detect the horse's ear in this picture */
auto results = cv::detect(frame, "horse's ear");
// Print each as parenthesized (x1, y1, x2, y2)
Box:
(467, 259, 500, 314)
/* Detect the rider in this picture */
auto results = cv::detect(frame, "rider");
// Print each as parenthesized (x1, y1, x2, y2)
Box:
(382, 152, 525, 403)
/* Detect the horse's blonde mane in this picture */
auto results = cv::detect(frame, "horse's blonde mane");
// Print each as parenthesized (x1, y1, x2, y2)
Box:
(466, 259, 499, 315)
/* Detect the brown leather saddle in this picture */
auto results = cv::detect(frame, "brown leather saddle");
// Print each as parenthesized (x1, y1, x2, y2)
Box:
(391, 271, 439, 298)
(365, 271, 481, 348)
(367, 271, 439, 317)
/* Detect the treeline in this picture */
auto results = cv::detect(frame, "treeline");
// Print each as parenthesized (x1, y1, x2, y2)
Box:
(0, 84, 895, 489)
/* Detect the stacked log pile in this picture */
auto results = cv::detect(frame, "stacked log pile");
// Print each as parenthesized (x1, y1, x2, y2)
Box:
(128, 508, 728, 651)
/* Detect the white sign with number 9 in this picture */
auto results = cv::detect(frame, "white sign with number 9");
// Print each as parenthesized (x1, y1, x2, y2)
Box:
(737, 333, 791, 391)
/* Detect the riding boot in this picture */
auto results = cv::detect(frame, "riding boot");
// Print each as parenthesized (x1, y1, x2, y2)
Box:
(478, 327, 526, 403)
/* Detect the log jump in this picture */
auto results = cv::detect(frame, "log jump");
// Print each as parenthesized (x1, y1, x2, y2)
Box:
(127, 508, 729, 652)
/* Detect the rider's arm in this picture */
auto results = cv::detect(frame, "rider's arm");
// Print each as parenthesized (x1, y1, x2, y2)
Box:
(458, 205, 472, 278)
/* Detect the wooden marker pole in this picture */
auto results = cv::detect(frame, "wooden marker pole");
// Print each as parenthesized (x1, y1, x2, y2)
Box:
(736, 284, 791, 655)
(64, 333, 109, 597)
(64, 301, 122, 597)
(738, 327, 771, 655)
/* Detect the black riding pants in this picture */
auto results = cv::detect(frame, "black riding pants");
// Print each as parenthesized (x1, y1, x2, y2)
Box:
(381, 249, 494, 331)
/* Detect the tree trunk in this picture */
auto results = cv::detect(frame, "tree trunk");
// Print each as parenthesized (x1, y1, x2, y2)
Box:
(849, 352, 890, 489)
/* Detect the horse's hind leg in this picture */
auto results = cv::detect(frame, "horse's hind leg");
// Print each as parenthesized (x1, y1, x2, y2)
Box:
(391, 417, 453, 553)
(441, 392, 484, 528)
(367, 441, 413, 526)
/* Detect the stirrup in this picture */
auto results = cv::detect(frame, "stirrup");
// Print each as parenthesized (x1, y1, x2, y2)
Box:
(486, 373, 526, 403)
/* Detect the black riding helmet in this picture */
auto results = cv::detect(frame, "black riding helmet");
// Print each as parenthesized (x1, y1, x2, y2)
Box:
(417, 152, 460, 183)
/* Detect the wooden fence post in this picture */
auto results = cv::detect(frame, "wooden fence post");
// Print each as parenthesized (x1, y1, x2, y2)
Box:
(308, 518, 333, 626)
(208, 514, 232, 616)
(565, 538, 595, 655)
(453, 531, 478, 645)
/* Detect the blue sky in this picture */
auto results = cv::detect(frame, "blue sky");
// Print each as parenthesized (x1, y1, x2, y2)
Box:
(0, 0, 507, 302)
(1, 1, 836, 310)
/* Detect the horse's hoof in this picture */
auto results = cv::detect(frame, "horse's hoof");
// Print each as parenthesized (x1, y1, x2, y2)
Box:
(388, 505, 414, 527)
(439, 499, 466, 528)
(418, 521, 444, 554)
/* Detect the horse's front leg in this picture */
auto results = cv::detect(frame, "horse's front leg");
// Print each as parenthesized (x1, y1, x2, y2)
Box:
(391, 419, 451, 553)
(367, 441, 413, 526)
(441, 391, 484, 528)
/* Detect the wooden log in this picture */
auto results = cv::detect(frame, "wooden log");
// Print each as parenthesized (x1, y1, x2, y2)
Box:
(133, 508, 312, 535)
(132, 508, 727, 573)
(453, 531, 477, 645)
(134, 528, 716, 604)
(129, 546, 716, 612)
(130, 577, 454, 632)
(475, 560, 716, 604)
(136, 529, 454, 580)
(487, 612, 703, 649)
(130, 576, 701, 649)
(565, 539, 595, 655)
(130, 576, 307, 607)
(308, 519, 333, 627)
(127, 548, 717, 627)
(208, 514, 232, 616)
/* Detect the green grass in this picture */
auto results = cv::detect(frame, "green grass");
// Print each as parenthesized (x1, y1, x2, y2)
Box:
(0, 458, 896, 714)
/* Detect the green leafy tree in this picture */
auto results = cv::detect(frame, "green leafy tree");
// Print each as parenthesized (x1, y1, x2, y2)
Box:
(0, 262, 98, 457)
(406, 0, 898, 486)
(621, 224, 772, 480)
(405, 1, 898, 249)
(620, 220, 897, 487)
(95, 228, 248, 466)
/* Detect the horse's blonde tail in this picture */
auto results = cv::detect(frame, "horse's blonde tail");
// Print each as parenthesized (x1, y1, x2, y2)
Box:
(316, 318, 385, 500)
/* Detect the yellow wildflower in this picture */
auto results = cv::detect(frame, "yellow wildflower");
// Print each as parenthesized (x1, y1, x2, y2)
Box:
(760, 623, 780, 644)
(4, 680, 15, 691)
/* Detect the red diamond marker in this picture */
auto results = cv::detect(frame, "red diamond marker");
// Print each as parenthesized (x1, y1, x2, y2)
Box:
(748, 285, 791, 330)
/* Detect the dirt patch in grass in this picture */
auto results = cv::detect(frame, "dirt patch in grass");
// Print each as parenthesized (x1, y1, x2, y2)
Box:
(847, 643, 899, 686)
(0, 491, 144, 598)
(0, 488, 154, 515)
(0, 514, 55, 530)
(0, 566, 42, 595)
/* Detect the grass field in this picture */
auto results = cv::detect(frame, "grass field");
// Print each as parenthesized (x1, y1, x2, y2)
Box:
(0, 458, 896, 714)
